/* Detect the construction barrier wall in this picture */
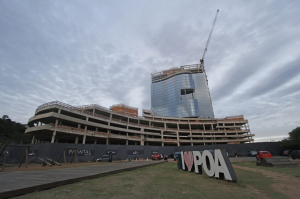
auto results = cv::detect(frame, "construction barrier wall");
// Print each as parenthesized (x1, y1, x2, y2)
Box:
(0, 142, 284, 164)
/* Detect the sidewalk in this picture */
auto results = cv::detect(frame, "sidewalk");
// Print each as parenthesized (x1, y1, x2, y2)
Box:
(0, 161, 163, 199)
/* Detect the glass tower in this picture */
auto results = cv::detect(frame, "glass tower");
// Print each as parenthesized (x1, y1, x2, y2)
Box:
(151, 64, 214, 118)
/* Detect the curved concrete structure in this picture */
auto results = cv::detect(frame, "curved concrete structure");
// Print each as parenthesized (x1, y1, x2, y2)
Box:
(26, 101, 254, 146)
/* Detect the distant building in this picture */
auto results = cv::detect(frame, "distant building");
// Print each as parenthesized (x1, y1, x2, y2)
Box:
(151, 64, 214, 118)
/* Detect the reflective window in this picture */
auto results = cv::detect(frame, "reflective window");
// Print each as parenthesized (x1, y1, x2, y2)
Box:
(151, 72, 214, 118)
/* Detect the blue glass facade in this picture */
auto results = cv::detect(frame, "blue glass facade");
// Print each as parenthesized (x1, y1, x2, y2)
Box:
(151, 67, 214, 118)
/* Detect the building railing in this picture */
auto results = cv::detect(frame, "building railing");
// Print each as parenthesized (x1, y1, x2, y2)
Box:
(36, 101, 245, 123)
(55, 125, 141, 140)
(110, 103, 138, 110)
(35, 101, 250, 135)
(29, 123, 253, 143)
(164, 138, 177, 142)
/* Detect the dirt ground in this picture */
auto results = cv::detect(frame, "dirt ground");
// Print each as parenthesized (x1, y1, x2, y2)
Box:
(233, 164, 300, 199)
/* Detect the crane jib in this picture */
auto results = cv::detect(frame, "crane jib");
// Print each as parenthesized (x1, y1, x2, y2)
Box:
(201, 9, 219, 63)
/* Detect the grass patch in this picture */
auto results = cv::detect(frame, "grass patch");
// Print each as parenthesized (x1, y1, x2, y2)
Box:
(232, 161, 300, 177)
(14, 162, 289, 199)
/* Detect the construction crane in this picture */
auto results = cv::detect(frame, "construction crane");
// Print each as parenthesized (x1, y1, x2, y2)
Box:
(200, 9, 219, 71)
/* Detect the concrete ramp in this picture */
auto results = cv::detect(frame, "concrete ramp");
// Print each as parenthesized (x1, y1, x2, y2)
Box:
(257, 157, 298, 168)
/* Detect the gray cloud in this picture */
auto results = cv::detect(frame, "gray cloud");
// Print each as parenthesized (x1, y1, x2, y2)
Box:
(242, 58, 300, 100)
(0, 0, 300, 142)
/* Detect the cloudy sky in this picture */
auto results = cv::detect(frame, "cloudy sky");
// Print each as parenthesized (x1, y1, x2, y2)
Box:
(1, 0, 299, 142)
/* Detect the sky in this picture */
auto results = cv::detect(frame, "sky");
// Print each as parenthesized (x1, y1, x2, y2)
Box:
(1, 0, 299, 142)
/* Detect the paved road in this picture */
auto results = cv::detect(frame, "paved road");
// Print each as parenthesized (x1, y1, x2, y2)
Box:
(0, 161, 163, 199)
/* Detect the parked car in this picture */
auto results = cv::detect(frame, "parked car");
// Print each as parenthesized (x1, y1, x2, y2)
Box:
(291, 150, 300, 160)
(248, 151, 258, 157)
(282, 149, 293, 156)
(96, 155, 110, 162)
(152, 152, 161, 160)
(256, 151, 273, 160)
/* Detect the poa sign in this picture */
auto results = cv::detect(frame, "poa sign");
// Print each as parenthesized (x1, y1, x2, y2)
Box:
(178, 149, 237, 182)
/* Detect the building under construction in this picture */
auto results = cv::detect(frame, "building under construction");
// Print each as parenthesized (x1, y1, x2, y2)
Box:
(25, 9, 254, 146)
(25, 100, 253, 146)
(151, 64, 214, 118)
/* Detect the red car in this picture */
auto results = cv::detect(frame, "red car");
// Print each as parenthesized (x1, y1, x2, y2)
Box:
(256, 151, 273, 160)
(152, 152, 161, 160)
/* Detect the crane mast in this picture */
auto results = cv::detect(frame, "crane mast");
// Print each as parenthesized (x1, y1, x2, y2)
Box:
(200, 9, 219, 71)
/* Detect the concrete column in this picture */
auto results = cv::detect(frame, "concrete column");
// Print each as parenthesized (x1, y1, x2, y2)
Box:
(106, 133, 110, 145)
(51, 131, 56, 143)
(140, 135, 144, 146)
(125, 132, 129, 145)
(235, 123, 238, 135)
(86, 117, 89, 121)
(78, 124, 81, 129)
(59, 120, 62, 125)
(58, 109, 61, 114)
(93, 108, 95, 115)
(164, 123, 166, 129)
(55, 119, 59, 128)
(75, 136, 79, 144)
(96, 127, 98, 132)
(31, 135, 36, 144)
(191, 142, 193, 146)
(177, 132, 180, 146)
(82, 135, 86, 144)
(211, 124, 214, 139)
(82, 125, 87, 144)
(94, 139, 97, 144)
(161, 142, 164, 146)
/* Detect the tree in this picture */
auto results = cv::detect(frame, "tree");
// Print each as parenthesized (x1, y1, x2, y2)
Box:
(2, 115, 9, 120)
(0, 118, 32, 144)
(280, 127, 300, 149)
